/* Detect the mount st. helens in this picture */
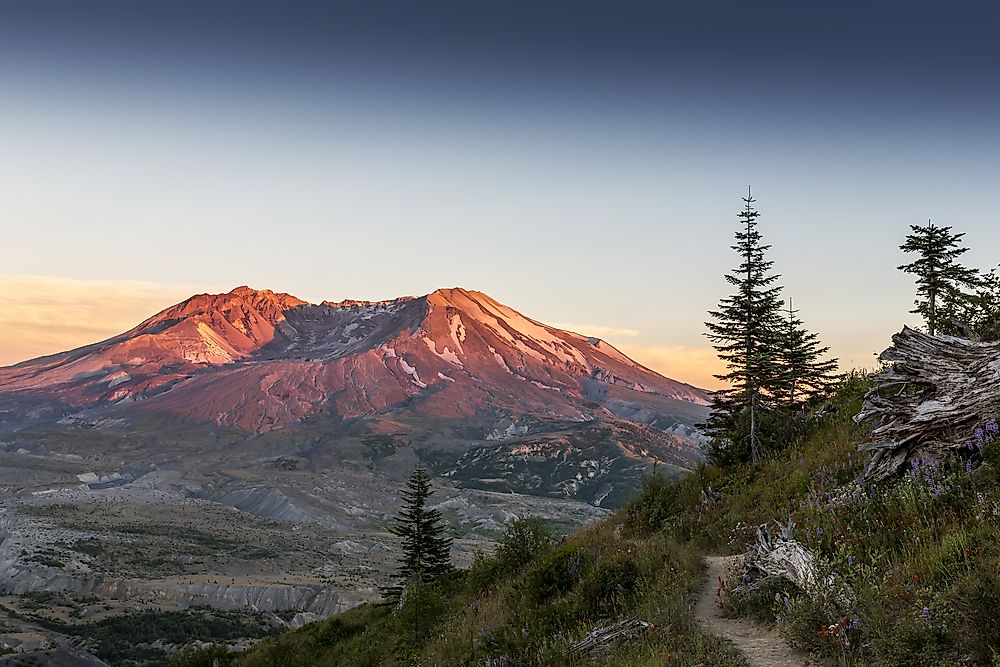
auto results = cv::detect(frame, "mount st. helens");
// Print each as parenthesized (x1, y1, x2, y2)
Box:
(0, 284, 712, 540)
(0, 286, 707, 458)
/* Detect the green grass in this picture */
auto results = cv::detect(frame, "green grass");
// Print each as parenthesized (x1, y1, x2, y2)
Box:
(175, 516, 747, 667)
(173, 372, 1000, 666)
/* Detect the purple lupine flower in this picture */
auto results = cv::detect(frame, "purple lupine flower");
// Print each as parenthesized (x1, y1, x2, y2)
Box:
(986, 421, 999, 434)
(783, 596, 792, 610)
(920, 607, 931, 624)
(848, 555, 855, 566)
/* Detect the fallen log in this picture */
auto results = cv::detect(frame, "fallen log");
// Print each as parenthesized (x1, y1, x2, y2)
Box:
(854, 326, 1000, 480)
(568, 618, 653, 655)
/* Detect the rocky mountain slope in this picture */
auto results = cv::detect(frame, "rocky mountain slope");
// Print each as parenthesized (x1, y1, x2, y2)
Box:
(0, 286, 706, 438)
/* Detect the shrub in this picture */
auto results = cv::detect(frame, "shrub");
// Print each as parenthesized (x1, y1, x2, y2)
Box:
(493, 517, 554, 574)
(395, 579, 449, 647)
(625, 471, 683, 534)
(951, 568, 1000, 662)
(168, 644, 232, 667)
(527, 544, 591, 603)
(580, 553, 640, 613)
(316, 616, 364, 647)
(872, 619, 956, 667)
(722, 576, 796, 624)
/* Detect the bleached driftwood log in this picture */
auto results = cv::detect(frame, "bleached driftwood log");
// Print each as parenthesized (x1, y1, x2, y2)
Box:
(733, 521, 818, 595)
(568, 618, 653, 655)
(854, 326, 1000, 480)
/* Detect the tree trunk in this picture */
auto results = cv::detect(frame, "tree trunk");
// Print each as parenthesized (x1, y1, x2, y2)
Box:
(854, 326, 1000, 480)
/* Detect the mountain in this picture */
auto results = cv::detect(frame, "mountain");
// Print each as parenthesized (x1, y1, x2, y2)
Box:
(0, 286, 709, 524)
(0, 286, 707, 442)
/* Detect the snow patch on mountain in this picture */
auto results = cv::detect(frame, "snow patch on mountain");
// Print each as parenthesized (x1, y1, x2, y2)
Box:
(398, 358, 427, 389)
(449, 314, 466, 353)
(422, 337, 463, 366)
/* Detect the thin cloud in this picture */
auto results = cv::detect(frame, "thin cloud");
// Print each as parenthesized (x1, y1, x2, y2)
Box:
(0, 275, 209, 366)
(617, 344, 728, 391)
(550, 323, 641, 338)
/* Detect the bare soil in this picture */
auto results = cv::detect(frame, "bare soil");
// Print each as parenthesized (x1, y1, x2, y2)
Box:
(697, 555, 816, 667)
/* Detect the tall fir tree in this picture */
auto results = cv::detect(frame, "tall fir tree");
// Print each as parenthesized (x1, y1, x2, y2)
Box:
(704, 189, 785, 464)
(898, 221, 979, 336)
(776, 299, 840, 408)
(387, 465, 453, 596)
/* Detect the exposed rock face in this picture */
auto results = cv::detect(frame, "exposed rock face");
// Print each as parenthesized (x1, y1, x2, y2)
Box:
(0, 555, 354, 616)
(0, 286, 708, 453)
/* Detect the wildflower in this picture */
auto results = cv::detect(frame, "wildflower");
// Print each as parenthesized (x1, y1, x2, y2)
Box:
(920, 606, 931, 624)
(783, 596, 792, 610)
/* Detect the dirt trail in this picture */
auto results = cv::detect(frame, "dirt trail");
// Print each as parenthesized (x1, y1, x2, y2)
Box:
(696, 555, 814, 667)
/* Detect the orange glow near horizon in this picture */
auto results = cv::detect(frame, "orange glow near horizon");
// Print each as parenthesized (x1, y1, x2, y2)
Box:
(0, 275, 730, 390)
(0, 275, 202, 366)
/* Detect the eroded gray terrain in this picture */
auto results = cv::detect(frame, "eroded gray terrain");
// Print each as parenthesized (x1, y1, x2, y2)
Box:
(0, 446, 609, 661)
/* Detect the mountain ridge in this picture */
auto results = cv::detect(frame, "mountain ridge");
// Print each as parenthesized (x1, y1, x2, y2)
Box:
(0, 286, 708, 438)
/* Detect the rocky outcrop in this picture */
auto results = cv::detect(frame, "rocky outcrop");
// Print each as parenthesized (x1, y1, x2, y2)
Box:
(0, 518, 362, 616)
(0, 558, 360, 615)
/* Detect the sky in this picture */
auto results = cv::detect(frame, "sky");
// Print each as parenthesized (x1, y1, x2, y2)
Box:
(2, 1, 999, 388)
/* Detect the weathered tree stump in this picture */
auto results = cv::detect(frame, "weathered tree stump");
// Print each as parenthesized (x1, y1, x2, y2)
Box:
(732, 521, 818, 595)
(854, 326, 1000, 480)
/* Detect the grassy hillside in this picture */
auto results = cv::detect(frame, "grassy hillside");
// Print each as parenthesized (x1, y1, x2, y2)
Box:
(174, 373, 1000, 666)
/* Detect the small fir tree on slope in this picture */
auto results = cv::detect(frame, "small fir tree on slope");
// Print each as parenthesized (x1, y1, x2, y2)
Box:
(776, 299, 840, 409)
(387, 465, 453, 598)
(898, 220, 979, 337)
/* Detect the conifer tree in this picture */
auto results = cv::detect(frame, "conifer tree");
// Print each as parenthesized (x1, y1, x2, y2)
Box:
(968, 265, 1000, 341)
(776, 299, 840, 408)
(898, 221, 979, 336)
(388, 465, 452, 595)
(704, 189, 785, 463)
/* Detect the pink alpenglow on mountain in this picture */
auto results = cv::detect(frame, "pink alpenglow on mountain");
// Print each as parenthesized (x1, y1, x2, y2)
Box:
(0, 286, 708, 438)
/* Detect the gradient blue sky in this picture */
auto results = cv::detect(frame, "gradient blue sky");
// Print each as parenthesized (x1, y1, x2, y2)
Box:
(2, 1, 999, 387)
